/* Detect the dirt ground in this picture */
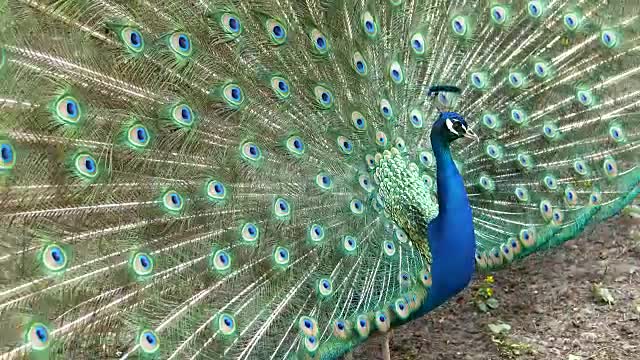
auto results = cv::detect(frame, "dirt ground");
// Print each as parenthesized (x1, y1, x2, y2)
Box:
(353, 214, 640, 360)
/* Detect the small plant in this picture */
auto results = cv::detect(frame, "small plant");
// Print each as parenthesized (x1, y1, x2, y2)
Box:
(488, 322, 535, 359)
(475, 275, 499, 312)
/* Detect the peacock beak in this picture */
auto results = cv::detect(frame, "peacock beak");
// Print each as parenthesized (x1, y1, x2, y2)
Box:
(462, 127, 479, 142)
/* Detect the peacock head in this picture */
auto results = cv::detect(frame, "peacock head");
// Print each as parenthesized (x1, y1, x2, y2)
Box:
(431, 112, 479, 143)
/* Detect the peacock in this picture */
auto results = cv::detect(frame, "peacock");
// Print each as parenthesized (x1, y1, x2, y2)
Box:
(0, 0, 638, 358)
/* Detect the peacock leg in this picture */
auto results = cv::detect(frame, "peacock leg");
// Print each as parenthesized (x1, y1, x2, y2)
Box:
(382, 330, 392, 360)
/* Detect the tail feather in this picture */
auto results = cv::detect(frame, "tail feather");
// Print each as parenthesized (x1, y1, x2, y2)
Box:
(0, 0, 639, 359)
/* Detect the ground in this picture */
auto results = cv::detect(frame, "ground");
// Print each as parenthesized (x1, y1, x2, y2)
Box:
(353, 214, 640, 360)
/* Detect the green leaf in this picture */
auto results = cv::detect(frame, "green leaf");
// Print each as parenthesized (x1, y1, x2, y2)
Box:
(488, 322, 511, 335)
(486, 297, 499, 309)
(477, 301, 489, 313)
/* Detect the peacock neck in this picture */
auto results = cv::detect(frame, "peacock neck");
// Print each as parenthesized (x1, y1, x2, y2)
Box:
(418, 134, 476, 314)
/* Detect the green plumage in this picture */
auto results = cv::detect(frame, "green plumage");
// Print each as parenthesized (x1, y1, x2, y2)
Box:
(0, 0, 638, 359)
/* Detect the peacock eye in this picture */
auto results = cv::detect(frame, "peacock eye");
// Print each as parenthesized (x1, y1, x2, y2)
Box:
(379, 99, 393, 120)
(211, 249, 231, 271)
(172, 103, 194, 127)
(74, 153, 98, 179)
(223, 83, 245, 108)
(127, 124, 150, 148)
(286, 136, 305, 156)
(337, 136, 354, 154)
(28, 323, 51, 350)
(270, 76, 290, 98)
(0, 142, 15, 170)
(563, 13, 580, 31)
(310, 29, 329, 53)
(389, 61, 404, 84)
(42, 244, 68, 272)
(451, 16, 468, 36)
(274, 246, 290, 265)
(309, 224, 325, 242)
(528, 1, 544, 18)
(241, 222, 259, 242)
(121, 28, 144, 53)
(409, 109, 424, 128)
(162, 190, 184, 212)
(410, 32, 425, 55)
(218, 313, 237, 335)
(375, 131, 388, 147)
(343, 235, 357, 252)
(352, 52, 368, 76)
(600, 30, 618, 48)
(351, 111, 367, 130)
(132, 252, 154, 276)
(241, 142, 262, 162)
(317, 278, 333, 296)
(316, 173, 332, 190)
(169, 32, 192, 57)
(362, 12, 377, 36)
(55, 96, 82, 124)
(314, 85, 333, 108)
(221, 13, 242, 36)
(274, 198, 291, 218)
(350, 198, 364, 214)
(490, 5, 508, 24)
(266, 19, 287, 44)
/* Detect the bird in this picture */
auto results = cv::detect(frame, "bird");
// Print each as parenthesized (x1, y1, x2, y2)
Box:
(0, 0, 638, 359)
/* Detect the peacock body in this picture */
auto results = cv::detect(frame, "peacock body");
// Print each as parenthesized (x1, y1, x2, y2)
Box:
(0, 0, 638, 359)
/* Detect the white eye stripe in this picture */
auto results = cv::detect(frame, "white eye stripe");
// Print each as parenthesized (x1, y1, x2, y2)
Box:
(445, 119, 459, 135)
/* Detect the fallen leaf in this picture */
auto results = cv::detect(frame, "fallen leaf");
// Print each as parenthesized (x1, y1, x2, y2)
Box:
(592, 284, 615, 305)
(623, 205, 640, 218)
(568, 355, 583, 360)
(488, 322, 511, 335)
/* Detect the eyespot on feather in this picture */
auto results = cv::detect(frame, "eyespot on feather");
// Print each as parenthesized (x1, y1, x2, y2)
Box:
(0, 141, 16, 170)
(41, 244, 68, 272)
(221, 13, 243, 37)
(27, 323, 51, 351)
(127, 124, 151, 148)
(362, 12, 378, 37)
(309, 29, 329, 54)
(73, 153, 99, 179)
(131, 252, 154, 277)
(54, 95, 82, 125)
(218, 313, 237, 336)
(168, 32, 192, 57)
(121, 27, 144, 53)
(266, 19, 287, 44)
(138, 330, 160, 354)
(162, 190, 184, 212)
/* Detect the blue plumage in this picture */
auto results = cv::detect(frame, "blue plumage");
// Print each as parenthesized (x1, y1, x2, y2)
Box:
(424, 113, 477, 312)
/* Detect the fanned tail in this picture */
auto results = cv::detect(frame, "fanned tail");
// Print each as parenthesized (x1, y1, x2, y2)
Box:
(0, 0, 434, 359)
(441, 0, 640, 269)
(0, 0, 639, 359)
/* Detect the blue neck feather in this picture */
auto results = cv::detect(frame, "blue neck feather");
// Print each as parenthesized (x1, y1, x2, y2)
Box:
(419, 132, 476, 314)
